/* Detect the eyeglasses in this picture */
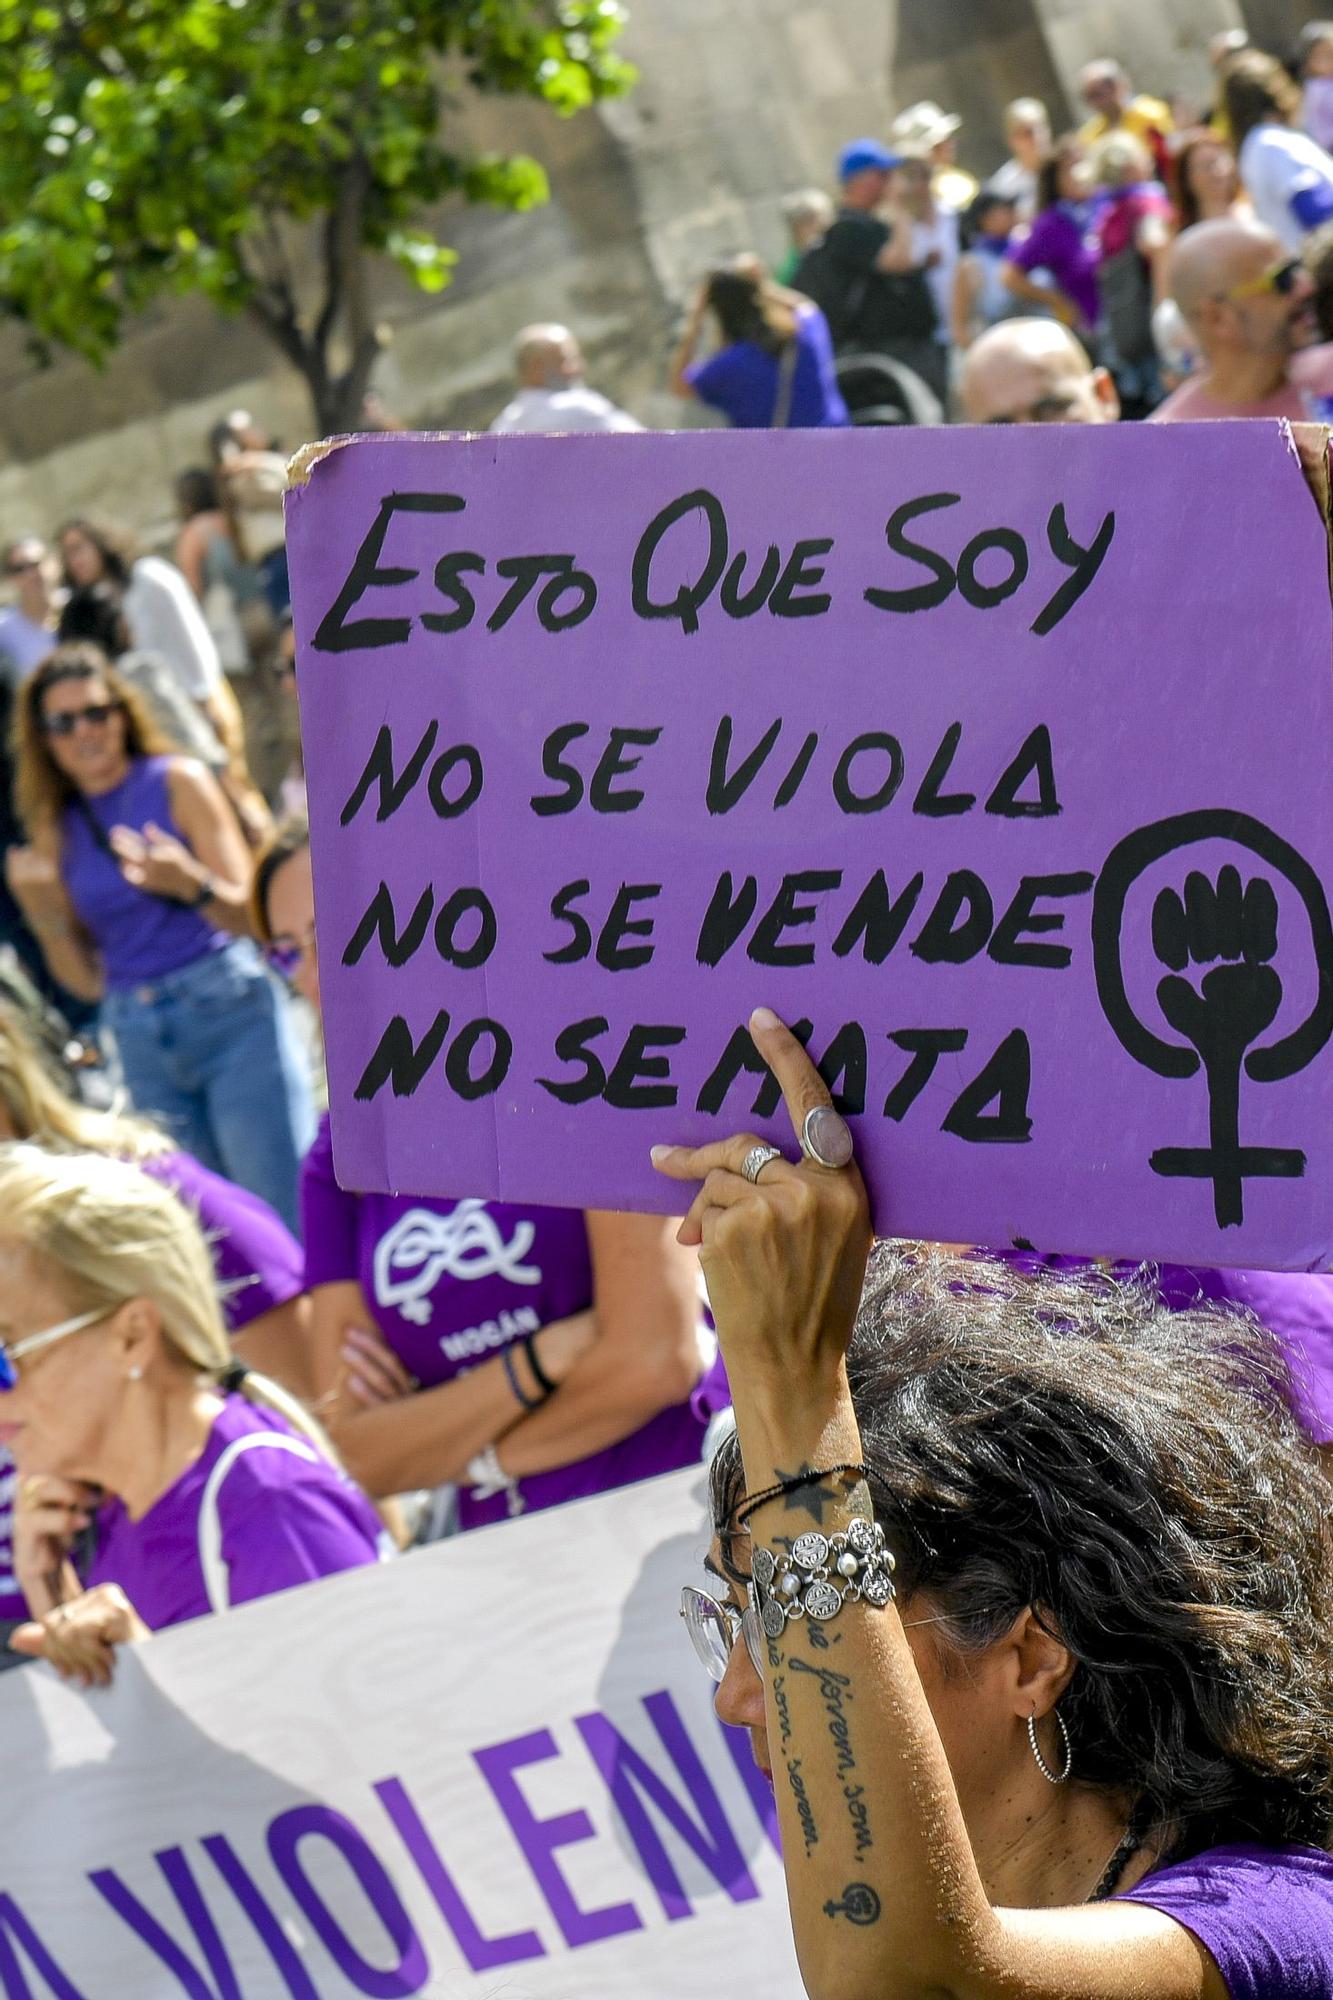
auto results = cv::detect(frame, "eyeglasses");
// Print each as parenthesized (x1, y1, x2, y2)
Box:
(984, 393, 1082, 425)
(0, 1307, 106, 1391)
(265, 922, 318, 980)
(42, 702, 120, 738)
(679, 1584, 765, 1681)
(6, 559, 40, 577)
(1222, 257, 1305, 302)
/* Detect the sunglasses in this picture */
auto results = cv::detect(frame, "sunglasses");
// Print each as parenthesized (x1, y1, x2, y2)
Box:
(42, 702, 120, 738)
(265, 923, 317, 980)
(679, 1584, 765, 1681)
(0, 1306, 106, 1391)
(1223, 257, 1305, 302)
(6, 559, 40, 577)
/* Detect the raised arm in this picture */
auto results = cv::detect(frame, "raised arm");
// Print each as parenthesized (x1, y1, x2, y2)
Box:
(669, 285, 710, 400)
(653, 1011, 1228, 2000)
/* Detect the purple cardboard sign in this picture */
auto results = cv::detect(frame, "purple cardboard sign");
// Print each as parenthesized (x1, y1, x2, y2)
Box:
(286, 422, 1333, 1269)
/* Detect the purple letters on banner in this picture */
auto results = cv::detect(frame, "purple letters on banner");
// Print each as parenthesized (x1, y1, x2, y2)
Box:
(575, 1691, 761, 1920)
(373, 1775, 546, 1971)
(287, 423, 1333, 1269)
(473, 1728, 643, 1947)
(266, 1806, 429, 1996)
(0, 1895, 87, 2000)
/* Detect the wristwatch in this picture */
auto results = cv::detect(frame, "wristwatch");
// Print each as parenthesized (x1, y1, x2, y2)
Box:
(188, 871, 216, 909)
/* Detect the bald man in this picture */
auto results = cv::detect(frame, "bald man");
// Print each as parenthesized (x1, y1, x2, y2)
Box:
(490, 323, 641, 434)
(959, 318, 1119, 424)
(1151, 218, 1320, 422)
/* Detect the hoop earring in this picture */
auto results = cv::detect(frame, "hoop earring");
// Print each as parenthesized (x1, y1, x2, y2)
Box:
(1028, 1708, 1072, 1785)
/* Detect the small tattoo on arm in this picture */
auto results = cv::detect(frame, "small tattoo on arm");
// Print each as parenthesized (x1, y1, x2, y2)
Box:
(823, 1882, 882, 1926)
(772, 1464, 869, 1526)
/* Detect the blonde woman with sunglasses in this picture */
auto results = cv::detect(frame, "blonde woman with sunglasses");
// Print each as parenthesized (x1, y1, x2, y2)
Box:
(0, 1146, 381, 1686)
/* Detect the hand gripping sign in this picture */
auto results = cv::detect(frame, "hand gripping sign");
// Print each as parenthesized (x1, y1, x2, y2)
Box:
(286, 420, 1333, 1271)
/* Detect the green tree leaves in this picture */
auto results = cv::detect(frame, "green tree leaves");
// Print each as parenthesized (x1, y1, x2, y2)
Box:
(0, 0, 633, 429)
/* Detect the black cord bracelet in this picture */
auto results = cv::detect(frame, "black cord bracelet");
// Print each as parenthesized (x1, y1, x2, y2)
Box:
(524, 1330, 558, 1399)
(502, 1346, 542, 1412)
(735, 1461, 868, 1531)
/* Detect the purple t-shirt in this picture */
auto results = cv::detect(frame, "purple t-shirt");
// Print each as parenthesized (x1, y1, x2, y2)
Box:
(1123, 1844, 1333, 1997)
(1009, 202, 1101, 329)
(686, 304, 850, 429)
(300, 1113, 729, 1528)
(61, 755, 229, 990)
(0, 1149, 305, 1625)
(991, 1249, 1333, 1445)
(86, 1393, 381, 1630)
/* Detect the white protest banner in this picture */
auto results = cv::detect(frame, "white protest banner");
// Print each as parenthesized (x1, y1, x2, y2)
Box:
(0, 1469, 801, 1999)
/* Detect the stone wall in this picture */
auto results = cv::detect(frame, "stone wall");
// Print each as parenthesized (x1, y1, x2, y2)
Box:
(0, 0, 1290, 547)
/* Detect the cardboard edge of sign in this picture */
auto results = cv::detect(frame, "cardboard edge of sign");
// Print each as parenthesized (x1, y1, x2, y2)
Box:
(1290, 421, 1333, 605)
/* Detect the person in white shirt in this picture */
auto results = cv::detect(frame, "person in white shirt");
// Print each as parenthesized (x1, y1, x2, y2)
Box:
(0, 540, 60, 686)
(898, 152, 960, 383)
(1223, 47, 1333, 251)
(986, 98, 1051, 222)
(489, 325, 642, 435)
(57, 517, 268, 846)
(58, 519, 221, 705)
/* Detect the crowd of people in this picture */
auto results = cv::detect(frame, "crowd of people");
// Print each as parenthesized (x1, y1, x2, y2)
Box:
(0, 19, 1330, 1998)
(492, 33, 1333, 437)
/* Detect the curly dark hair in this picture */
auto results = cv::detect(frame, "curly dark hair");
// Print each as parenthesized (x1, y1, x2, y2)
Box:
(710, 1244, 1333, 1859)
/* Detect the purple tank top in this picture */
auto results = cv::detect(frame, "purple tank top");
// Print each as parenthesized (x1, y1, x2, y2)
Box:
(61, 756, 227, 989)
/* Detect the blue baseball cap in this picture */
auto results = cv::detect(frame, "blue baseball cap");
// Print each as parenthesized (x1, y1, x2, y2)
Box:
(837, 138, 903, 181)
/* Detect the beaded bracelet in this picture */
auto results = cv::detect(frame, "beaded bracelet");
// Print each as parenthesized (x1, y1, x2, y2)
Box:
(735, 1461, 868, 1531)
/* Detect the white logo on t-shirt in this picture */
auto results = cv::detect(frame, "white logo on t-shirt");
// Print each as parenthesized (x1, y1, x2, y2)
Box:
(373, 1203, 542, 1325)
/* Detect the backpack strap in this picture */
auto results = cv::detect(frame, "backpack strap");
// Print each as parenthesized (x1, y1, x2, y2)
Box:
(772, 336, 801, 429)
(197, 1430, 321, 1614)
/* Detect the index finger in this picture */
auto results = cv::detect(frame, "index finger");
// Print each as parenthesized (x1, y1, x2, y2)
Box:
(747, 1006, 834, 1145)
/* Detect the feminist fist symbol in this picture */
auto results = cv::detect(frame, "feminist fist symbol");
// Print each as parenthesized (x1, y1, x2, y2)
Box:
(1150, 866, 1288, 1227)
(823, 1883, 882, 1926)
(1093, 811, 1333, 1234)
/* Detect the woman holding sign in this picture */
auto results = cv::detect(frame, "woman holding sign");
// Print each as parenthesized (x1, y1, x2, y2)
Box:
(253, 820, 729, 1530)
(0, 1146, 382, 1686)
(658, 1011, 1333, 2000)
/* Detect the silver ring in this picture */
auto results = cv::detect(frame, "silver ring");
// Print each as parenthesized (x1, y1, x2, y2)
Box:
(800, 1104, 854, 1170)
(740, 1143, 784, 1185)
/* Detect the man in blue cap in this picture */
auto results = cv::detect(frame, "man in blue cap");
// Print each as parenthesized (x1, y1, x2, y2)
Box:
(793, 137, 944, 403)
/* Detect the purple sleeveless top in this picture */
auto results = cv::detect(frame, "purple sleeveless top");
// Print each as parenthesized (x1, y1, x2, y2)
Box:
(61, 755, 227, 989)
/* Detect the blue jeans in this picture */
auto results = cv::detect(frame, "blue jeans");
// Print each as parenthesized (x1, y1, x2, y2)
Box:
(103, 939, 314, 1235)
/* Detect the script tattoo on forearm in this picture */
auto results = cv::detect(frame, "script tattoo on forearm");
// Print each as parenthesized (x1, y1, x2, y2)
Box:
(789, 1656, 875, 1859)
(786, 1756, 820, 1858)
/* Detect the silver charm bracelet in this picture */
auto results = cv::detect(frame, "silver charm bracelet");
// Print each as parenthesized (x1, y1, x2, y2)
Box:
(751, 1518, 896, 1638)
